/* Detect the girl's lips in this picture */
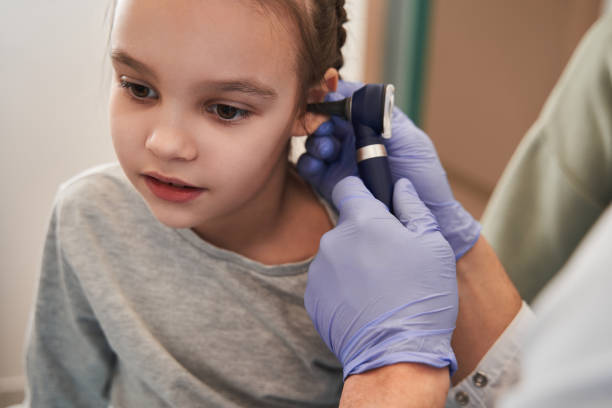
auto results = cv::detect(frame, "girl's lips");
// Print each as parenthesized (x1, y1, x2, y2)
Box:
(143, 174, 206, 203)
(144, 172, 199, 188)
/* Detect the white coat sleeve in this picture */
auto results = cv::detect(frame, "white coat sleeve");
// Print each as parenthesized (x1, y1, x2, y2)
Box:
(445, 302, 536, 407)
(496, 205, 612, 408)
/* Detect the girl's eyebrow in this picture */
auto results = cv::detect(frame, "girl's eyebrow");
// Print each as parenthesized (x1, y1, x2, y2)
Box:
(110, 49, 278, 100)
(111, 50, 157, 80)
(211, 81, 277, 100)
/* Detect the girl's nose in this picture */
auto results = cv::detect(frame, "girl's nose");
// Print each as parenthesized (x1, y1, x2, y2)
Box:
(145, 125, 198, 161)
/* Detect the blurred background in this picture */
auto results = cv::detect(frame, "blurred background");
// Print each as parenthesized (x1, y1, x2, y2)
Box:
(367, 0, 602, 217)
(0, 0, 605, 405)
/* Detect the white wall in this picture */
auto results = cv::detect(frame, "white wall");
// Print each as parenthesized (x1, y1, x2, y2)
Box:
(0, 0, 115, 393)
(340, 0, 368, 82)
(0, 0, 367, 395)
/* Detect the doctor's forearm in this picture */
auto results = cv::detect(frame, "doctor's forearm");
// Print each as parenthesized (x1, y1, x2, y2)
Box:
(339, 363, 449, 408)
(451, 236, 523, 384)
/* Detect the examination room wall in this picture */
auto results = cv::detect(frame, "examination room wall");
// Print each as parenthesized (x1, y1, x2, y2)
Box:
(422, 0, 602, 217)
(0, 1, 116, 402)
(363, 0, 602, 218)
(0, 0, 368, 404)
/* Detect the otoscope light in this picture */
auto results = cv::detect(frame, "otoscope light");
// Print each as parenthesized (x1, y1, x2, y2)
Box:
(382, 84, 394, 139)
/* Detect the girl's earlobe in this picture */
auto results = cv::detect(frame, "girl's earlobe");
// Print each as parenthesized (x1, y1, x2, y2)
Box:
(290, 68, 339, 136)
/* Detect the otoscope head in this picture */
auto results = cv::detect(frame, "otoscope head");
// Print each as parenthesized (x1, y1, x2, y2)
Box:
(306, 83, 394, 139)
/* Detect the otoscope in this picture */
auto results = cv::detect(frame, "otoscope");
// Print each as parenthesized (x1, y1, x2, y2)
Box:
(307, 84, 396, 212)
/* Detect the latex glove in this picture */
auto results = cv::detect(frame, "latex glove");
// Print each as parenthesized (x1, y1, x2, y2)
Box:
(305, 176, 458, 380)
(296, 80, 363, 195)
(297, 80, 480, 259)
(297, 91, 358, 200)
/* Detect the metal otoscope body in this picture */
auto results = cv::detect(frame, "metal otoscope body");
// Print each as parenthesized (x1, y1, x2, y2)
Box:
(307, 84, 395, 212)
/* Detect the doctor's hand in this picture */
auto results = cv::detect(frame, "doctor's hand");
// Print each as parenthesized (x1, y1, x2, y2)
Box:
(304, 176, 458, 381)
(298, 80, 480, 259)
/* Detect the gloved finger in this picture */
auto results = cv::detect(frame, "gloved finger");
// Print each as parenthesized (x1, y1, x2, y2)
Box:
(296, 154, 326, 181)
(336, 79, 364, 97)
(313, 120, 334, 136)
(303, 97, 342, 162)
(393, 178, 440, 235)
(305, 134, 341, 161)
(383, 104, 435, 156)
(306, 120, 340, 161)
(324, 90, 346, 103)
(330, 116, 354, 142)
(304, 115, 353, 163)
(332, 176, 389, 219)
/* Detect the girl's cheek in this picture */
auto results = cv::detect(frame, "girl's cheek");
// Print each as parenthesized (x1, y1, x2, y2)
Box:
(224, 129, 286, 177)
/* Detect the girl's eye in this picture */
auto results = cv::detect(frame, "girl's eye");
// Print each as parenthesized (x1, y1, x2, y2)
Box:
(206, 104, 251, 123)
(119, 77, 158, 100)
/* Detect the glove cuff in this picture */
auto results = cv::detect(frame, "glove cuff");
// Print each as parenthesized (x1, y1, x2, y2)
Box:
(338, 302, 458, 380)
(342, 332, 458, 380)
(429, 201, 481, 260)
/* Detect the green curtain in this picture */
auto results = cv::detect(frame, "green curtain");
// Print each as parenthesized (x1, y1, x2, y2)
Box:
(383, 0, 431, 126)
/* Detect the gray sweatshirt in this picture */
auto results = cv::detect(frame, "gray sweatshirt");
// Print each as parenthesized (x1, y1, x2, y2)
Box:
(23, 163, 343, 408)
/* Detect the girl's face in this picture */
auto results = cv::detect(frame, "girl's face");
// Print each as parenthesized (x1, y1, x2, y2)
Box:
(110, 0, 311, 231)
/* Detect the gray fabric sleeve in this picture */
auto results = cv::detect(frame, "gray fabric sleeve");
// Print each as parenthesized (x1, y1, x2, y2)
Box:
(23, 198, 116, 408)
(481, 14, 612, 303)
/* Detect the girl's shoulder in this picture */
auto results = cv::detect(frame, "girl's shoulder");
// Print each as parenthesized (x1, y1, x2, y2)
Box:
(55, 163, 140, 210)
(51, 163, 155, 240)
(57, 162, 133, 203)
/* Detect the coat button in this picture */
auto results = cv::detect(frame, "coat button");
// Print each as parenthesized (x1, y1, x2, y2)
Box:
(472, 371, 488, 388)
(455, 391, 469, 405)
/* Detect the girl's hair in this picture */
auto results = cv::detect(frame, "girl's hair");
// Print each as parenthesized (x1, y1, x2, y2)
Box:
(108, 0, 348, 113)
(256, 0, 348, 114)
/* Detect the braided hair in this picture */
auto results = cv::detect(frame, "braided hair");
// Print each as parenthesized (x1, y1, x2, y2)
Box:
(309, 0, 348, 79)
(332, 0, 349, 71)
(252, 0, 349, 112)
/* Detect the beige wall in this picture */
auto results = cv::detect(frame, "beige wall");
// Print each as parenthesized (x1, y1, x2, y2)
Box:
(423, 0, 601, 218)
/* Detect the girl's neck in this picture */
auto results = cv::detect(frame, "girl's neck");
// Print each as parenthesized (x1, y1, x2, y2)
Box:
(192, 162, 333, 265)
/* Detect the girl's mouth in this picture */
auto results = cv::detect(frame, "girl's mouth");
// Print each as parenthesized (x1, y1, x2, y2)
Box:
(143, 173, 206, 203)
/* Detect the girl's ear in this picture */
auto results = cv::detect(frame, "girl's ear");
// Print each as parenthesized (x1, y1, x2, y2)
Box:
(291, 68, 339, 136)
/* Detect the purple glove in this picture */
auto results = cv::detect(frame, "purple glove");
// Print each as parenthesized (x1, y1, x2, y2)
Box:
(297, 80, 481, 259)
(297, 91, 358, 200)
(305, 176, 458, 379)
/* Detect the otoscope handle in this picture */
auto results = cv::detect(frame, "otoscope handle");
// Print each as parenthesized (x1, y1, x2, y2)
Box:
(353, 123, 394, 212)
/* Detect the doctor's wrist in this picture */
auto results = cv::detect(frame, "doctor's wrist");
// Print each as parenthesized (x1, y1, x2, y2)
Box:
(451, 236, 522, 384)
(340, 363, 449, 408)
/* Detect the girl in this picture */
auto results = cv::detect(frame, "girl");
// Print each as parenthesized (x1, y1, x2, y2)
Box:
(23, 0, 349, 406)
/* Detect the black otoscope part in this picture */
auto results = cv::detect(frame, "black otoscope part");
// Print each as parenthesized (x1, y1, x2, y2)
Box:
(306, 98, 351, 119)
(354, 123, 394, 212)
(307, 84, 396, 212)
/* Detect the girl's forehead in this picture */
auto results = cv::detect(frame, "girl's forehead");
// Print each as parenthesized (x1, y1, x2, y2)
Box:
(112, 0, 299, 88)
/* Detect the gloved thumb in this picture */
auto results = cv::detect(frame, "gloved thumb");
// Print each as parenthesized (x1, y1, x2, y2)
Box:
(336, 79, 364, 97)
(325, 90, 346, 103)
(393, 178, 440, 235)
(332, 176, 390, 220)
